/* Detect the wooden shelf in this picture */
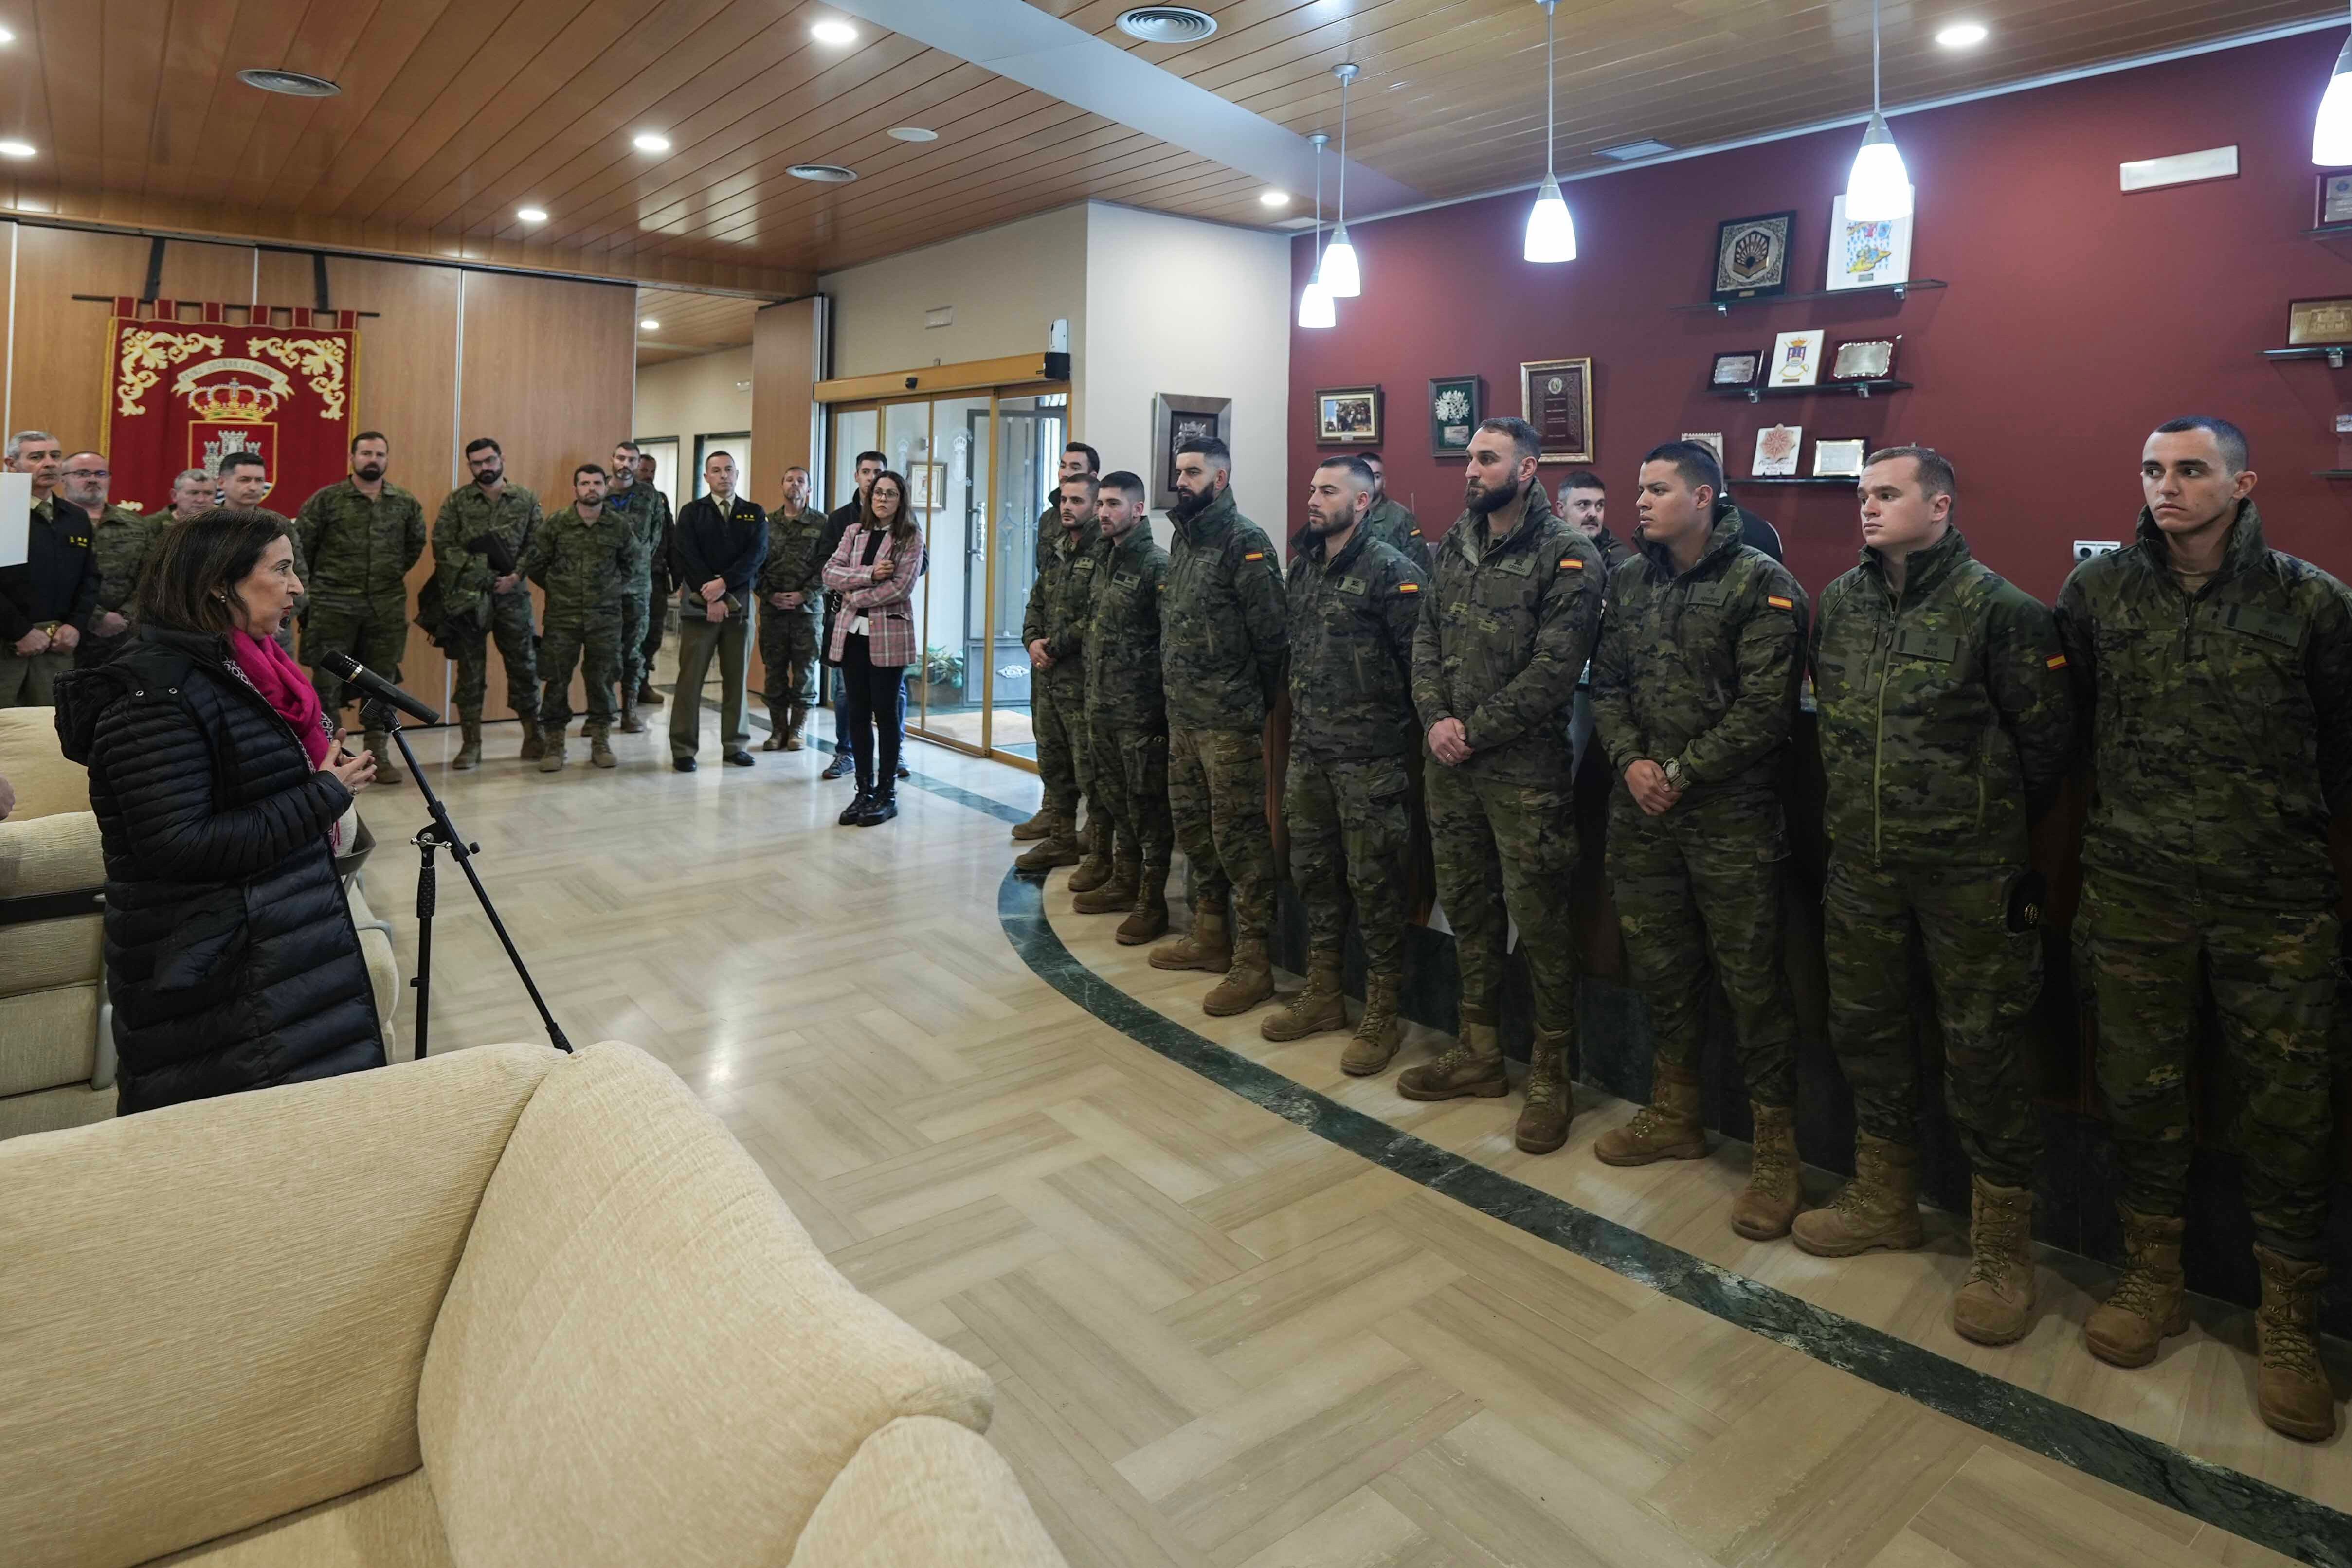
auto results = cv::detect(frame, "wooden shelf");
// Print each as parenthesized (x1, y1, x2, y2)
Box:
(1674, 278, 1948, 316)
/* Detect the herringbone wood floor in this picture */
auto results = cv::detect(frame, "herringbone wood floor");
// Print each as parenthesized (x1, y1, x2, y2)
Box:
(362, 680, 2334, 1568)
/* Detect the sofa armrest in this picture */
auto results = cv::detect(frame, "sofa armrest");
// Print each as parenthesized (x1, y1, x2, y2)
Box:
(788, 1417, 1067, 1568)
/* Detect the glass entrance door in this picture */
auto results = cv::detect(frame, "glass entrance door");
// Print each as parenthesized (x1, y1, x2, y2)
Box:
(985, 396, 1064, 760)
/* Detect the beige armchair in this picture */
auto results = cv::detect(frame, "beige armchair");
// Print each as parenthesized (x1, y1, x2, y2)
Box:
(0, 1040, 1067, 1568)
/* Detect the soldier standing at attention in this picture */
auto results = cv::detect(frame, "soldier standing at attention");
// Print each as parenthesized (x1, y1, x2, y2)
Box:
(0, 431, 94, 705)
(668, 450, 768, 772)
(145, 468, 218, 530)
(1148, 436, 1287, 1016)
(64, 450, 158, 668)
(634, 449, 673, 710)
(818, 451, 884, 782)
(1405, 418, 1602, 1151)
(1016, 471, 1108, 875)
(1794, 447, 2073, 1347)
(1556, 470, 1628, 581)
(1589, 440, 1809, 1237)
(1265, 454, 1428, 1073)
(758, 464, 827, 751)
(603, 440, 657, 733)
(1072, 471, 1174, 942)
(1358, 451, 1429, 572)
(431, 436, 543, 770)
(2057, 416, 2352, 1442)
(295, 432, 425, 783)
(1013, 441, 1102, 840)
(522, 464, 639, 774)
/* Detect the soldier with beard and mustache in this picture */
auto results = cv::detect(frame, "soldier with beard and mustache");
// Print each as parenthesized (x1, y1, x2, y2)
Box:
(1405, 417, 1604, 1153)
(431, 436, 543, 769)
(294, 431, 426, 782)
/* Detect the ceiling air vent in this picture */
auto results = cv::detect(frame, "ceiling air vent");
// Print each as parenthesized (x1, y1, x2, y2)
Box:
(1117, 7, 1217, 44)
(788, 163, 859, 183)
(237, 68, 341, 98)
(1595, 138, 1674, 162)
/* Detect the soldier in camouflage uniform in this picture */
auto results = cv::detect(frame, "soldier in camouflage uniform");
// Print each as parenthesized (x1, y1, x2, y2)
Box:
(1794, 447, 2074, 1347)
(1266, 454, 1429, 1073)
(143, 468, 217, 532)
(634, 450, 673, 709)
(1407, 418, 1604, 1153)
(1072, 471, 1175, 943)
(1590, 441, 1809, 1239)
(1013, 443, 1101, 844)
(521, 464, 640, 773)
(1360, 451, 1430, 572)
(1556, 470, 1629, 581)
(1017, 473, 1109, 874)
(294, 433, 425, 782)
(603, 441, 660, 733)
(758, 465, 827, 750)
(64, 450, 160, 668)
(2056, 417, 2352, 1442)
(432, 436, 543, 769)
(1149, 436, 1287, 1016)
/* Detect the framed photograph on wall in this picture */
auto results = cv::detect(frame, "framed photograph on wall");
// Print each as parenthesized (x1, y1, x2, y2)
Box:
(1519, 357, 1595, 464)
(1429, 376, 1481, 456)
(1317, 385, 1382, 444)
(1712, 211, 1796, 302)
(2318, 172, 2352, 226)
(1769, 329, 1827, 387)
(1710, 350, 1762, 388)
(906, 460, 947, 512)
(1150, 392, 1233, 510)
(1826, 194, 1912, 291)
(1754, 424, 1804, 477)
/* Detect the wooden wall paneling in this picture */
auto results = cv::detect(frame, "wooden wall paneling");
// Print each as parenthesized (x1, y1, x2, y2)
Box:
(747, 297, 817, 698)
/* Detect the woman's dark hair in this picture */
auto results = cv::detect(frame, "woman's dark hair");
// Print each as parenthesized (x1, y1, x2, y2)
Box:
(862, 469, 921, 545)
(135, 509, 295, 635)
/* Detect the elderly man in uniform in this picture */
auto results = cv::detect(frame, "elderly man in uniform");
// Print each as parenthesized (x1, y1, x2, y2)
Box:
(522, 464, 640, 773)
(1071, 471, 1174, 942)
(1358, 451, 1428, 572)
(145, 468, 218, 530)
(295, 431, 426, 782)
(758, 464, 828, 751)
(64, 451, 158, 667)
(0, 431, 94, 705)
(432, 436, 543, 769)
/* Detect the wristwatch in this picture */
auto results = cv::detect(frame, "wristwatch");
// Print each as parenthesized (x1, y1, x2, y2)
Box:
(1661, 757, 1691, 792)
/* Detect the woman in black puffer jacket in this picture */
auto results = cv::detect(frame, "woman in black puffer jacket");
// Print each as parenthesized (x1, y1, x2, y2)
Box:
(54, 509, 384, 1114)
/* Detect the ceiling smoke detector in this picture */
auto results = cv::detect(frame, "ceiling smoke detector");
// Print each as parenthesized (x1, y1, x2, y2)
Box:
(788, 163, 858, 183)
(1116, 7, 1217, 43)
(237, 68, 342, 98)
(888, 126, 939, 143)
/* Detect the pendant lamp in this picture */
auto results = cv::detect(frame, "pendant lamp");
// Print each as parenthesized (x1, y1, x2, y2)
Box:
(1844, 0, 1913, 222)
(2316, 2, 2352, 165)
(1319, 63, 1362, 298)
(1523, 0, 1576, 262)
(1299, 132, 1336, 329)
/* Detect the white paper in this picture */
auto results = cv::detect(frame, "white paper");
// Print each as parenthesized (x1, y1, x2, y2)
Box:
(0, 471, 29, 568)
(1826, 194, 1912, 291)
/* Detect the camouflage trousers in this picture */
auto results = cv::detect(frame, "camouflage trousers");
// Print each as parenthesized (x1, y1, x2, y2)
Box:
(759, 602, 821, 719)
(302, 594, 409, 719)
(1089, 715, 1171, 872)
(618, 578, 653, 695)
(1428, 763, 1578, 1033)
(447, 585, 539, 722)
(1169, 724, 1276, 940)
(2082, 868, 2340, 1256)
(1033, 672, 1093, 819)
(1290, 749, 1416, 975)
(538, 608, 622, 733)
(1823, 852, 2041, 1187)
(1608, 791, 1797, 1107)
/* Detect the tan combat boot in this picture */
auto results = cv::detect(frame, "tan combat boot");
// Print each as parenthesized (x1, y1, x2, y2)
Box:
(1118, 867, 1171, 945)
(1342, 972, 1404, 1076)
(1261, 950, 1346, 1042)
(1514, 1025, 1576, 1154)
(1732, 1102, 1802, 1241)
(1014, 811, 1083, 872)
(1952, 1177, 2037, 1345)
(618, 695, 645, 734)
(452, 715, 483, 771)
(637, 679, 665, 708)
(1594, 1057, 1708, 1166)
(1397, 1013, 1509, 1101)
(785, 703, 807, 749)
(1073, 856, 1140, 915)
(538, 734, 567, 774)
(1204, 935, 1275, 1017)
(364, 728, 403, 785)
(1011, 805, 1054, 842)
(1067, 813, 1116, 895)
(1791, 1133, 1924, 1256)
(2084, 1208, 2189, 1369)
(2252, 1245, 2335, 1441)
(1148, 898, 1228, 971)
(518, 717, 544, 761)
(589, 726, 618, 769)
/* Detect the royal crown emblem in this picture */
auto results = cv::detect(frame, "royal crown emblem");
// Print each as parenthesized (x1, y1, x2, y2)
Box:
(171, 358, 294, 422)
(184, 377, 284, 423)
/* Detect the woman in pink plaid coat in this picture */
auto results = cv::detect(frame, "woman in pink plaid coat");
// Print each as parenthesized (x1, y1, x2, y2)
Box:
(821, 469, 926, 825)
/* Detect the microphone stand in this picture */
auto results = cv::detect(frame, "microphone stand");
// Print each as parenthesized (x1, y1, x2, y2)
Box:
(359, 699, 571, 1057)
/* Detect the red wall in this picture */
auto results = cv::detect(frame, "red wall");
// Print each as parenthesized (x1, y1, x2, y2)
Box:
(1289, 31, 2352, 601)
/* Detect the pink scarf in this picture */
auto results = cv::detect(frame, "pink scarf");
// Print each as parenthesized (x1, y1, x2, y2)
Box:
(231, 629, 332, 768)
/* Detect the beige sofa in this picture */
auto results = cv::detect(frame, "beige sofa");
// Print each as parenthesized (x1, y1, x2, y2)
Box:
(0, 1040, 1067, 1568)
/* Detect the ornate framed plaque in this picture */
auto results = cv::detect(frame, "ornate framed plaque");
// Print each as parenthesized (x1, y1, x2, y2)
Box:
(1681, 432, 1725, 467)
(1711, 350, 1762, 387)
(1754, 424, 1803, 477)
(1429, 375, 1481, 457)
(1830, 336, 1900, 381)
(1519, 357, 1594, 464)
(2287, 298, 2352, 346)
(1769, 329, 1826, 387)
(1813, 438, 1867, 478)
(1316, 385, 1382, 444)
(1712, 211, 1796, 302)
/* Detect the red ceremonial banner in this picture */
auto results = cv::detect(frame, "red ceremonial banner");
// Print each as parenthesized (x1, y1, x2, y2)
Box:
(101, 307, 360, 514)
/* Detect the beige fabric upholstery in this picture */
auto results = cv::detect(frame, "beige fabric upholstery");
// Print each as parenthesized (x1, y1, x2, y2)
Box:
(0, 1045, 560, 1568)
(0, 809, 104, 902)
(151, 1471, 454, 1568)
(0, 809, 107, 1120)
(0, 705, 90, 819)
(419, 1041, 996, 1568)
(0, 1077, 113, 1138)
(790, 1418, 1068, 1568)
(346, 877, 403, 1062)
(0, 982, 97, 1098)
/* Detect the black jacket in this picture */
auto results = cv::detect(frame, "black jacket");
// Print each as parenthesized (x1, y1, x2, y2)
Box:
(53, 625, 384, 1114)
(0, 500, 102, 641)
(670, 494, 768, 601)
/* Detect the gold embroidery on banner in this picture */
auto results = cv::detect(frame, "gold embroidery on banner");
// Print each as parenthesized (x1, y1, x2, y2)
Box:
(248, 336, 348, 420)
(114, 329, 224, 418)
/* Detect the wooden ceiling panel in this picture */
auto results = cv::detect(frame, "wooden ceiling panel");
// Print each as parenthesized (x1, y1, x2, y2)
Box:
(633, 286, 765, 365)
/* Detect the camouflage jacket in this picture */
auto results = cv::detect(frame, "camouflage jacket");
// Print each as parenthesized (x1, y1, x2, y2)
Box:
(1812, 524, 2074, 866)
(1586, 525, 1632, 585)
(2055, 500, 2352, 902)
(604, 484, 663, 591)
(293, 478, 425, 603)
(1025, 525, 1109, 694)
(757, 505, 830, 615)
(521, 505, 641, 618)
(88, 505, 161, 616)
(431, 482, 542, 625)
(642, 486, 674, 581)
(1161, 487, 1288, 733)
(1085, 521, 1168, 724)
(1288, 524, 1427, 760)
(1364, 495, 1430, 572)
(1411, 487, 1603, 785)
(1591, 500, 1809, 805)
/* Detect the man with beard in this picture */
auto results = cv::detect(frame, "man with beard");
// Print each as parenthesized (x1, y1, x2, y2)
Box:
(431, 436, 543, 768)
(1404, 418, 1603, 1152)
(1013, 441, 1102, 839)
(1073, 471, 1173, 941)
(1589, 440, 1809, 1239)
(1016, 470, 1110, 875)
(757, 464, 827, 750)
(1556, 470, 1628, 581)
(1264, 454, 1428, 1072)
(1148, 436, 1287, 1016)
(0, 431, 95, 705)
(633, 448, 674, 710)
(603, 440, 659, 733)
(65, 450, 159, 668)
(1358, 451, 1429, 571)
(295, 431, 426, 782)
(818, 450, 884, 781)
(523, 464, 640, 773)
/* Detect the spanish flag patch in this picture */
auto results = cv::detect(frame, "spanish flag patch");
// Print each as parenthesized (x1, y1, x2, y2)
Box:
(2046, 653, 2069, 670)
(1408, 528, 1422, 539)
(1767, 595, 1795, 611)
(1243, 551, 1266, 562)
(1559, 557, 1584, 570)
(1397, 580, 1421, 594)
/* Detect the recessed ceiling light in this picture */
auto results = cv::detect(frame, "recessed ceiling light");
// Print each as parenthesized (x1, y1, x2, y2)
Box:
(1595, 138, 1674, 162)
(810, 19, 857, 44)
(640, 319, 660, 330)
(517, 206, 547, 223)
(887, 126, 939, 143)
(236, 67, 341, 98)
(788, 163, 858, 183)
(632, 132, 671, 153)
(1259, 189, 1290, 207)
(1936, 21, 1989, 47)
(0, 141, 32, 159)
(1117, 7, 1217, 43)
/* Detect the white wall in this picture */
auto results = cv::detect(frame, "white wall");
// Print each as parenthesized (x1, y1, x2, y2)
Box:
(634, 346, 755, 493)
(1080, 203, 1291, 550)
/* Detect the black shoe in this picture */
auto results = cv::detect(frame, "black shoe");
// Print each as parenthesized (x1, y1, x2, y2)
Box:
(673, 756, 697, 773)
(853, 792, 899, 827)
(820, 754, 853, 780)
(838, 790, 872, 826)
(895, 763, 911, 780)
(724, 748, 755, 767)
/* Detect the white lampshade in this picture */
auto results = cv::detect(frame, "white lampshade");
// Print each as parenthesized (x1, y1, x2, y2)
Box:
(1845, 113, 1914, 222)
(1319, 226, 1361, 298)
(1523, 176, 1577, 263)
(1298, 279, 1336, 329)
(2317, 36, 2352, 166)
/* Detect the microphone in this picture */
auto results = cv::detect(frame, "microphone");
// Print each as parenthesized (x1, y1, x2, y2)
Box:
(321, 652, 442, 726)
